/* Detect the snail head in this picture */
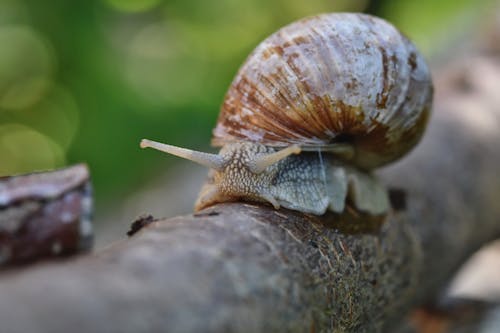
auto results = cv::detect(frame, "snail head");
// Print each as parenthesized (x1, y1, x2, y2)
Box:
(140, 139, 300, 173)
(140, 139, 301, 209)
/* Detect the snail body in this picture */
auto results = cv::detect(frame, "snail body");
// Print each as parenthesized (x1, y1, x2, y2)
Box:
(140, 13, 433, 216)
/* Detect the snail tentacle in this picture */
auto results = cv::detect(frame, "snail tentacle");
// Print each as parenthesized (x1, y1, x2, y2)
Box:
(140, 139, 226, 171)
(248, 145, 301, 174)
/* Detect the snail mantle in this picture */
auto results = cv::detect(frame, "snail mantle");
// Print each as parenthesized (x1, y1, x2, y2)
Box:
(140, 13, 433, 216)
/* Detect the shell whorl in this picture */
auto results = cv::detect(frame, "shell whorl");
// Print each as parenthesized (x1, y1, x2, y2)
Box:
(212, 13, 433, 169)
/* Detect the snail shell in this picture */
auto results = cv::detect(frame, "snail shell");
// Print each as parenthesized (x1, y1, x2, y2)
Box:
(140, 13, 433, 216)
(213, 13, 432, 169)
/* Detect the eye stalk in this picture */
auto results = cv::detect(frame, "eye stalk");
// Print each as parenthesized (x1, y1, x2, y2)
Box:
(140, 139, 302, 174)
(140, 139, 226, 171)
(247, 145, 301, 174)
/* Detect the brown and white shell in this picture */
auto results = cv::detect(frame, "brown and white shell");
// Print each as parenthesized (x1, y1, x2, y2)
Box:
(212, 13, 433, 169)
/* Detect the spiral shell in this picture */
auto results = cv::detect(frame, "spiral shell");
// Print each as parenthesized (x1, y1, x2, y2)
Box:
(212, 13, 432, 169)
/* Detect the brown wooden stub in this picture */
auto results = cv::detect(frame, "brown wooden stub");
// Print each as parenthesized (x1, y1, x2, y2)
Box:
(0, 165, 93, 267)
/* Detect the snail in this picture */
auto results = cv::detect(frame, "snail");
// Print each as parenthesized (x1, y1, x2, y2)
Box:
(140, 13, 433, 216)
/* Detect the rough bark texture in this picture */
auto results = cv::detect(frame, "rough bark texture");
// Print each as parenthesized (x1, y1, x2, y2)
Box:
(0, 165, 93, 266)
(1, 23, 500, 333)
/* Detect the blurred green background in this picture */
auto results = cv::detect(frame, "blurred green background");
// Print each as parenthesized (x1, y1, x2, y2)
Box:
(0, 0, 496, 218)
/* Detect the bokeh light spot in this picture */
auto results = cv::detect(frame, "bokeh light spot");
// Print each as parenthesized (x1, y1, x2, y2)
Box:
(25, 85, 80, 150)
(125, 21, 206, 107)
(0, 123, 65, 176)
(0, 25, 54, 110)
(0, 0, 29, 25)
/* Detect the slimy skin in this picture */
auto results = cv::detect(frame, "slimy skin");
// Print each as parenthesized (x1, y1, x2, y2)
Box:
(195, 142, 389, 215)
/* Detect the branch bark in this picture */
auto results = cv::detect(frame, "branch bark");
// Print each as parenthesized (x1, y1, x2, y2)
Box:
(1, 29, 500, 333)
(0, 165, 93, 266)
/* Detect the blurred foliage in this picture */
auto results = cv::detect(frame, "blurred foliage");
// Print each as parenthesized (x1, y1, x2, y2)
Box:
(0, 0, 496, 213)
